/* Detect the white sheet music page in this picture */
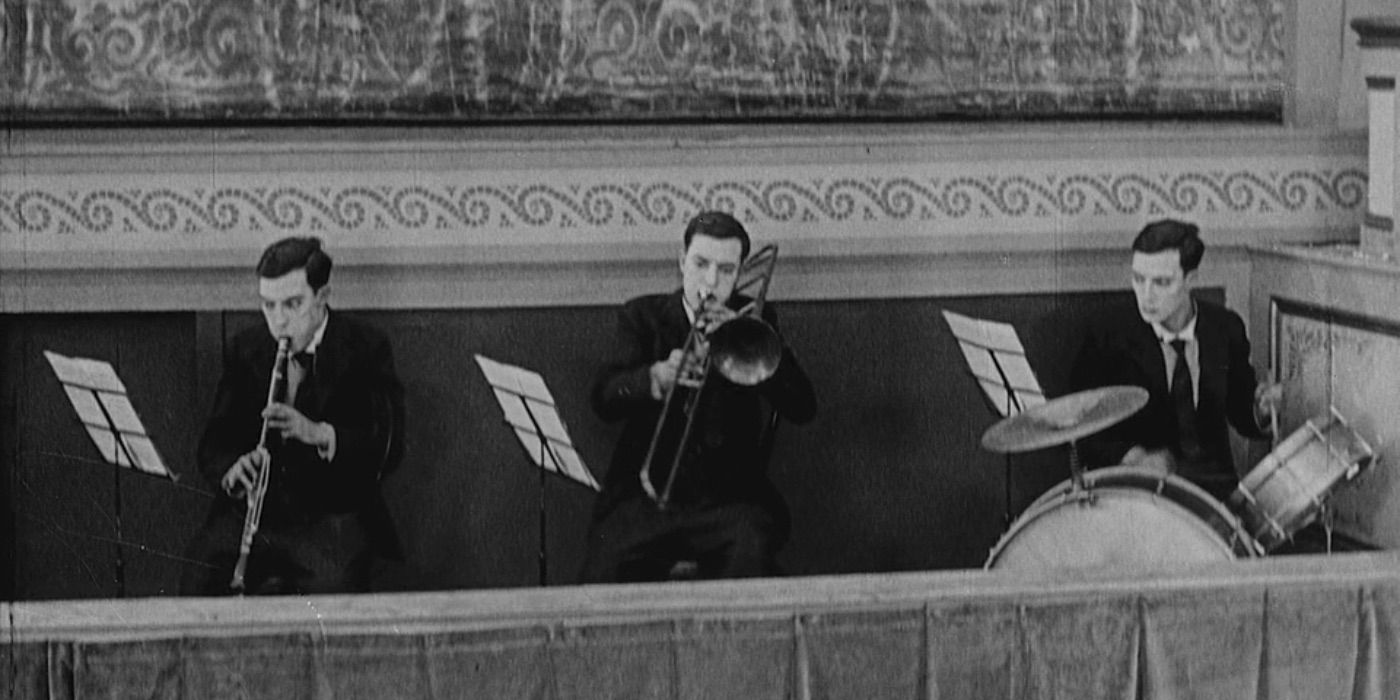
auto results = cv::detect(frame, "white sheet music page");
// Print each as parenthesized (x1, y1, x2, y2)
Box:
(554, 444, 599, 491)
(45, 350, 127, 393)
(940, 310, 1046, 416)
(43, 350, 171, 476)
(475, 354, 600, 491)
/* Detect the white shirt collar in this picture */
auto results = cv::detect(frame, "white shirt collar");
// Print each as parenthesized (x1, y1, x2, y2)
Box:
(1152, 305, 1197, 344)
(682, 299, 695, 325)
(304, 312, 330, 354)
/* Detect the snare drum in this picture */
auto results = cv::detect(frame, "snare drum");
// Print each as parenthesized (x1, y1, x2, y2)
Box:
(987, 466, 1261, 571)
(1229, 408, 1375, 551)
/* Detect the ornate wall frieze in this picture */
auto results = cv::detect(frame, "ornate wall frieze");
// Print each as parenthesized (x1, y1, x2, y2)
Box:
(0, 157, 1368, 261)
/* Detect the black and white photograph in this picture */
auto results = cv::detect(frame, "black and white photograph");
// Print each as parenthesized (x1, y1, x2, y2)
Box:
(2, 1, 1398, 698)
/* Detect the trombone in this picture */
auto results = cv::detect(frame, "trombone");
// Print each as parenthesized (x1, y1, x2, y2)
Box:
(639, 244, 783, 509)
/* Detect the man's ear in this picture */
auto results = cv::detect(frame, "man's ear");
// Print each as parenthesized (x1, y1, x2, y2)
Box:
(315, 284, 332, 306)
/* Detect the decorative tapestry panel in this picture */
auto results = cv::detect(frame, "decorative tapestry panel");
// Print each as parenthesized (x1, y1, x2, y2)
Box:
(2, 0, 1284, 123)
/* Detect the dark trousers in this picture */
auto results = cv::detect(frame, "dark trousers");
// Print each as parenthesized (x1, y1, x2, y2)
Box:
(179, 507, 373, 596)
(579, 497, 782, 584)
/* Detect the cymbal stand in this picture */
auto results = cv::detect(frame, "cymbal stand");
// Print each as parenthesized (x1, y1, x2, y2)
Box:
(1319, 502, 1335, 554)
(1067, 440, 1097, 506)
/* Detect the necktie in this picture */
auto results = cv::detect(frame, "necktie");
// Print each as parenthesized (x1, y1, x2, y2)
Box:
(1169, 339, 1201, 462)
(287, 351, 314, 406)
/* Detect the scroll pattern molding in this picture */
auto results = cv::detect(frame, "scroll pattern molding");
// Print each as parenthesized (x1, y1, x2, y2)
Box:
(0, 157, 1369, 260)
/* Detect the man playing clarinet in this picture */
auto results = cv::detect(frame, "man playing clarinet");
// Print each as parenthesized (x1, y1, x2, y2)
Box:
(180, 237, 404, 595)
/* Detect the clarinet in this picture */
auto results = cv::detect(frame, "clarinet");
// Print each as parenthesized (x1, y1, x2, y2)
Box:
(230, 336, 292, 593)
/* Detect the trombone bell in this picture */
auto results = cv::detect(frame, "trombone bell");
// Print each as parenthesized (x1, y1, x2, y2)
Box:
(710, 316, 782, 386)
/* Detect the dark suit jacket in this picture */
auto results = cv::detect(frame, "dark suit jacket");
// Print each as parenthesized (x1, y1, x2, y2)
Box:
(1069, 298, 1265, 481)
(591, 291, 816, 518)
(198, 311, 404, 557)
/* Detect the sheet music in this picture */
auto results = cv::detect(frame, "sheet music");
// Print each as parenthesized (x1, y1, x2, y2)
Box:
(492, 388, 535, 430)
(81, 430, 170, 477)
(476, 354, 599, 491)
(478, 355, 555, 401)
(978, 379, 1048, 412)
(121, 435, 169, 477)
(513, 428, 599, 490)
(63, 386, 109, 427)
(45, 350, 171, 477)
(977, 317, 1026, 354)
(955, 341, 1002, 383)
(45, 350, 127, 393)
(552, 444, 598, 490)
(942, 310, 1046, 416)
(475, 355, 515, 390)
(996, 354, 1041, 394)
(97, 393, 145, 433)
(84, 425, 127, 466)
(515, 371, 554, 404)
(526, 397, 571, 443)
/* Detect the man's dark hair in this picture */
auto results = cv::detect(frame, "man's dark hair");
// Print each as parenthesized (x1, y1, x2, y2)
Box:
(683, 211, 751, 261)
(1132, 219, 1205, 273)
(256, 237, 333, 290)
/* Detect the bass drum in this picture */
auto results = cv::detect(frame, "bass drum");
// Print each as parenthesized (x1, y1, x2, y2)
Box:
(987, 466, 1262, 572)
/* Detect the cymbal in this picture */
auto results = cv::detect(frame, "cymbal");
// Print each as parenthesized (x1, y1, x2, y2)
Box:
(980, 386, 1149, 454)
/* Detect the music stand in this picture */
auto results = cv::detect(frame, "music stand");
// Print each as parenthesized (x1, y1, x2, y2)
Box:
(474, 355, 598, 585)
(43, 350, 173, 597)
(941, 311, 1046, 522)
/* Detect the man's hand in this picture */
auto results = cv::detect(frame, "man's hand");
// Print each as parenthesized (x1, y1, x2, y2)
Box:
(221, 447, 267, 498)
(696, 303, 738, 333)
(1121, 445, 1176, 476)
(1255, 381, 1283, 431)
(649, 350, 684, 400)
(262, 403, 334, 449)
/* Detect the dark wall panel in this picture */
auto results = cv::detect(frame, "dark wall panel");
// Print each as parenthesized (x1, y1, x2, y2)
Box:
(1, 313, 206, 601)
(3, 289, 1226, 599)
(773, 293, 1090, 575)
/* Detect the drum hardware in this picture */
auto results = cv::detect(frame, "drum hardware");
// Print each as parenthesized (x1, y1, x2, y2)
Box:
(639, 244, 782, 510)
(980, 385, 1150, 493)
(1066, 487, 1098, 507)
(1229, 406, 1377, 552)
(1318, 502, 1335, 554)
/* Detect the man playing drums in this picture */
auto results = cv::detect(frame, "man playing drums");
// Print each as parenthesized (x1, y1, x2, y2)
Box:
(1070, 219, 1281, 502)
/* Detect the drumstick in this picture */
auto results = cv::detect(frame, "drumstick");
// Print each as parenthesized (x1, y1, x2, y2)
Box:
(1266, 374, 1282, 449)
(1270, 402, 1279, 449)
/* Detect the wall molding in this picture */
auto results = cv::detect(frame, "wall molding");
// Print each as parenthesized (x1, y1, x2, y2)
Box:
(0, 125, 1369, 311)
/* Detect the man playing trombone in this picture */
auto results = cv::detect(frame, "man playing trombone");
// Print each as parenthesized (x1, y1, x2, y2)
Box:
(581, 211, 816, 583)
(180, 237, 404, 595)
